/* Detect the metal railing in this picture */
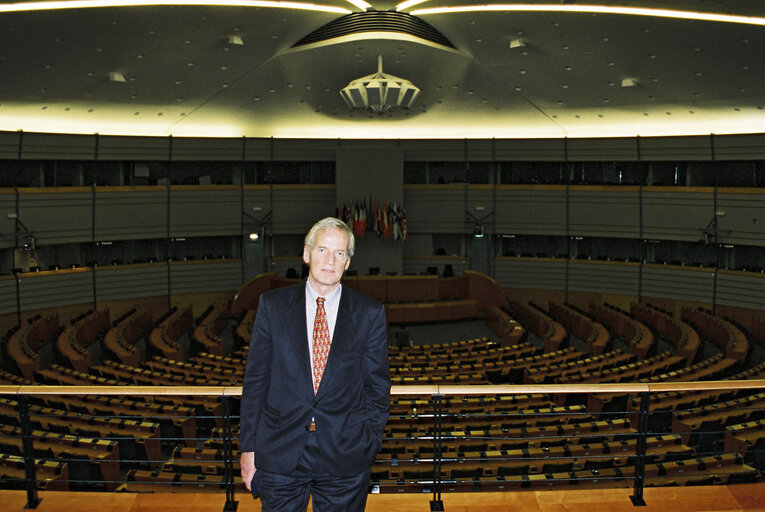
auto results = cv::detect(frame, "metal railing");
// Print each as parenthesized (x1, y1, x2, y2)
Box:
(0, 380, 763, 511)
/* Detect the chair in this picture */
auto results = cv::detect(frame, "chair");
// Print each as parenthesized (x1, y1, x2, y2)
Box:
(497, 464, 529, 477)
(500, 440, 529, 451)
(542, 462, 573, 474)
(583, 457, 615, 471)
(685, 475, 718, 486)
(402, 469, 437, 481)
(450, 467, 483, 479)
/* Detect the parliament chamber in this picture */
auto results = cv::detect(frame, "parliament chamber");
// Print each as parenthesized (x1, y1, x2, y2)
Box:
(2, 2, 765, 505)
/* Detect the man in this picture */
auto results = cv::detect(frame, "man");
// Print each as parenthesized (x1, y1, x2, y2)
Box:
(240, 217, 390, 512)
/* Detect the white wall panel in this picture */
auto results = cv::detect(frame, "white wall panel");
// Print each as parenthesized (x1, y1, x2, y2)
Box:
(716, 271, 765, 310)
(169, 187, 241, 237)
(18, 269, 93, 310)
(641, 265, 714, 302)
(271, 186, 336, 234)
(495, 187, 567, 235)
(19, 133, 96, 159)
(716, 190, 765, 247)
(169, 260, 242, 294)
(404, 186, 467, 233)
(568, 260, 640, 295)
(0, 277, 17, 315)
(95, 188, 167, 240)
(642, 189, 714, 242)
(0, 191, 17, 249)
(18, 189, 92, 244)
(569, 187, 641, 238)
(94, 264, 168, 302)
(494, 257, 567, 290)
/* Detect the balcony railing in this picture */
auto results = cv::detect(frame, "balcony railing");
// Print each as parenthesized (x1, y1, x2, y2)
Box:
(1, 380, 763, 511)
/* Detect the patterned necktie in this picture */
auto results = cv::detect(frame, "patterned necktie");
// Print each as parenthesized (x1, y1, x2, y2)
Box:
(312, 297, 331, 394)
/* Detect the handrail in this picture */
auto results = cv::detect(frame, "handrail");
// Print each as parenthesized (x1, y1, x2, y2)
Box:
(1, 380, 763, 397)
(3, 379, 764, 510)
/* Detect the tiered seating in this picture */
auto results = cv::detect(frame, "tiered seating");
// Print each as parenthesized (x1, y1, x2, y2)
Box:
(631, 303, 699, 365)
(561, 351, 685, 384)
(511, 302, 567, 352)
(725, 419, 765, 461)
(191, 352, 246, 372)
(549, 303, 611, 355)
(681, 307, 749, 364)
(589, 353, 737, 413)
(104, 308, 152, 366)
(144, 356, 242, 384)
(0, 370, 30, 385)
(6, 315, 59, 380)
(149, 306, 192, 360)
(589, 303, 655, 358)
(386, 299, 480, 325)
(0, 424, 119, 490)
(390, 347, 583, 386)
(485, 306, 526, 347)
(0, 453, 69, 491)
(0, 397, 161, 470)
(35, 364, 221, 432)
(524, 350, 635, 384)
(55, 309, 110, 372)
(192, 302, 230, 356)
(672, 392, 765, 449)
(35, 394, 197, 450)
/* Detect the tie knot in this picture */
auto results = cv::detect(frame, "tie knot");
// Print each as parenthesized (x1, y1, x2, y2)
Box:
(316, 297, 325, 308)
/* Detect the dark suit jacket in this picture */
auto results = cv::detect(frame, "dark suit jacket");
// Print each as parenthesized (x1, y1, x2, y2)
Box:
(239, 283, 390, 477)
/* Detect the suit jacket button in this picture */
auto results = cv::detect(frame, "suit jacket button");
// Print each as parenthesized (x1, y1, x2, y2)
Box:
(313, 401, 319, 408)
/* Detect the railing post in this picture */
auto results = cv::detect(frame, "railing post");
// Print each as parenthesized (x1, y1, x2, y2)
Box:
(220, 396, 238, 512)
(430, 393, 444, 512)
(630, 391, 650, 507)
(18, 395, 41, 509)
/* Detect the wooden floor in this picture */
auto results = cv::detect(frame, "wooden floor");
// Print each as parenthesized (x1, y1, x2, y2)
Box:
(4, 484, 765, 512)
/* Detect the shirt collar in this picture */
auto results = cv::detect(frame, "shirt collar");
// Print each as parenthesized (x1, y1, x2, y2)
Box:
(305, 280, 342, 308)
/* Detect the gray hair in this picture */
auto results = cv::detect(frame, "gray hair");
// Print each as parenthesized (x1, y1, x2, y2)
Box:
(304, 217, 355, 258)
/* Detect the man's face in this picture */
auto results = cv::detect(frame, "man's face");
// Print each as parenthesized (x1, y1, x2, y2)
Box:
(303, 228, 351, 295)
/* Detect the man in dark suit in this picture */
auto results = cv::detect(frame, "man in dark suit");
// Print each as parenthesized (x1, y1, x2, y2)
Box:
(240, 217, 390, 512)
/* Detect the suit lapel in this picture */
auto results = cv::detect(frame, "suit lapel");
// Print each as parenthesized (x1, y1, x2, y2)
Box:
(283, 284, 313, 395)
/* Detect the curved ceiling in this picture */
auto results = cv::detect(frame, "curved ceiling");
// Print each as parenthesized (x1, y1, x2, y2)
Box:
(0, 0, 764, 138)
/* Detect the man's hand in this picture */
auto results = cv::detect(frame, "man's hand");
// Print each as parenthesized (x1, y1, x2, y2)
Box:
(240, 451, 257, 491)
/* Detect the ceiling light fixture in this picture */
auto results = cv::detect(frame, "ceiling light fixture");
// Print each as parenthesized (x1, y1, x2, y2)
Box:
(395, 0, 428, 10)
(621, 78, 638, 87)
(0, 0, 351, 15)
(340, 55, 420, 113)
(109, 71, 126, 82)
(410, 4, 765, 27)
(344, 0, 371, 10)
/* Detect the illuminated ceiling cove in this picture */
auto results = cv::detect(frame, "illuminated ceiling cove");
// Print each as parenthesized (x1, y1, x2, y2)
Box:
(0, 1, 764, 138)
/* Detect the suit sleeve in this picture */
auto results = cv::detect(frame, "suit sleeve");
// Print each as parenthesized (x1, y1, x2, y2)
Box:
(239, 295, 274, 453)
(362, 303, 390, 447)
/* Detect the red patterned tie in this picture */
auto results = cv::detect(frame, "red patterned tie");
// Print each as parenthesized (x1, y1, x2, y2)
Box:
(312, 297, 331, 394)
